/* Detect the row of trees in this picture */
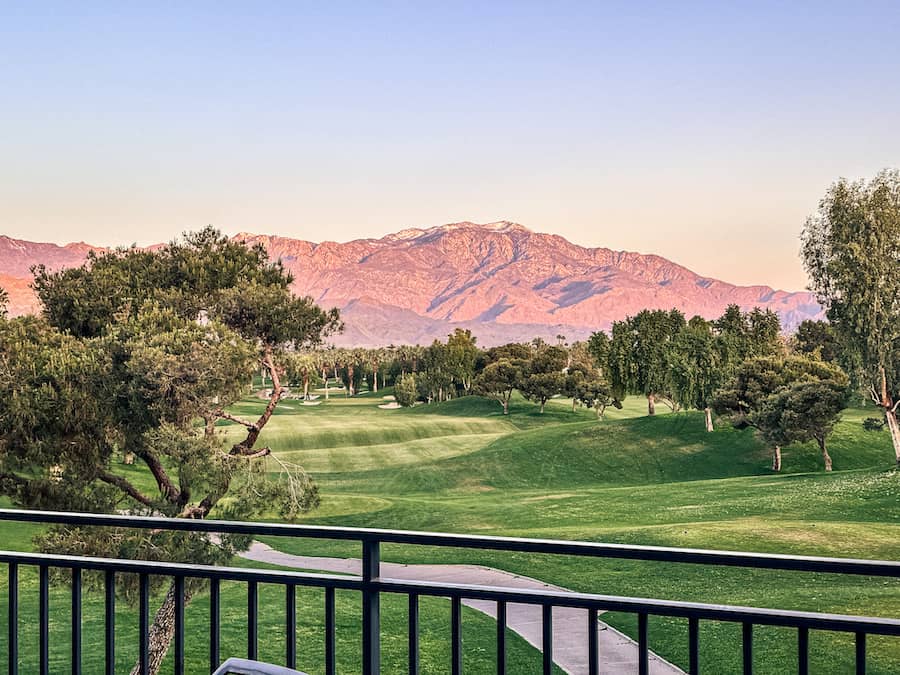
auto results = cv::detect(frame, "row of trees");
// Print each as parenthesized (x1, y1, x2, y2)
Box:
(289, 301, 877, 474)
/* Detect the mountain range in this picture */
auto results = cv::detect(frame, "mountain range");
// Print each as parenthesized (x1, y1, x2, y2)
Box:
(0, 222, 822, 346)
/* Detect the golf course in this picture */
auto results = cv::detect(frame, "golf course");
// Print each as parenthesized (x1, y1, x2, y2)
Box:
(1, 381, 898, 673)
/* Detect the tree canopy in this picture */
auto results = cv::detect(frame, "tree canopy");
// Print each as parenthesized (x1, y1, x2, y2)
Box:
(802, 169, 900, 464)
(0, 227, 341, 673)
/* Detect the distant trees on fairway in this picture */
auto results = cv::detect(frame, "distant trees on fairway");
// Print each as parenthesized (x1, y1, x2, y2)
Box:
(592, 304, 784, 431)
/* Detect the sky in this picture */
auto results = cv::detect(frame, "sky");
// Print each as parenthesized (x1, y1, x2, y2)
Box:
(1, 2, 899, 291)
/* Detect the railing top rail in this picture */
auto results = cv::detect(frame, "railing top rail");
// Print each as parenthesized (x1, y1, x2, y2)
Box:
(1, 547, 899, 636)
(0, 549, 363, 589)
(1, 508, 899, 577)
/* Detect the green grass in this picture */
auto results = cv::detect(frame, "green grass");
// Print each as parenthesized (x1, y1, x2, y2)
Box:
(3, 390, 899, 673)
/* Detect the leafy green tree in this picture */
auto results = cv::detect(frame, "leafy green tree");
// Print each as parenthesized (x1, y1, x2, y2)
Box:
(586, 331, 610, 376)
(519, 345, 567, 413)
(446, 328, 480, 395)
(802, 170, 900, 464)
(394, 373, 418, 407)
(484, 342, 533, 364)
(473, 358, 524, 415)
(608, 309, 685, 415)
(755, 379, 849, 471)
(285, 352, 320, 400)
(573, 376, 621, 419)
(668, 319, 722, 431)
(562, 345, 595, 412)
(6, 228, 340, 674)
(714, 304, 782, 363)
(794, 319, 839, 363)
(713, 356, 848, 471)
(417, 341, 454, 402)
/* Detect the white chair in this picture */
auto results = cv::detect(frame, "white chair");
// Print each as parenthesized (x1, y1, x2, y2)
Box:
(211, 658, 308, 675)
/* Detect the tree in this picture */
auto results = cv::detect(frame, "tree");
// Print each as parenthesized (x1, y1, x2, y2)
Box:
(608, 309, 685, 415)
(713, 356, 848, 471)
(755, 379, 849, 471)
(574, 376, 621, 419)
(802, 170, 900, 464)
(586, 331, 610, 377)
(668, 319, 722, 431)
(473, 358, 524, 415)
(285, 352, 319, 400)
(9, 228, 340, 674)
(445, 329, 479, 395)
(794, 320, 839, 363)
(0, 285, 7, 316)
(519, 345, 567, 413)
(394, 374, 418, 407)
(714, 304, 782, 364)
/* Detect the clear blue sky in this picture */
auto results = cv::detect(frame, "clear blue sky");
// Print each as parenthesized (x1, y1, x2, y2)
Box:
(2, 1, 898, 289)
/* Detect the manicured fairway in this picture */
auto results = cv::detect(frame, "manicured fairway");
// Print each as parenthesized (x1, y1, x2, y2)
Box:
(240, 391, 900, 674)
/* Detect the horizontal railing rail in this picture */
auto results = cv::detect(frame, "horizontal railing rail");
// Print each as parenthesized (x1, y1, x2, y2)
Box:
(2, 507, 898, 576)
(0, 509, 897, 675)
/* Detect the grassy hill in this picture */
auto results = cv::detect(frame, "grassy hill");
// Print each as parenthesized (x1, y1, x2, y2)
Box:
(240, 391, 900, 674)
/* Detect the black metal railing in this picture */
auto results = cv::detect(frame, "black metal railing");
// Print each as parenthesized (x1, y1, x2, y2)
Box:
(1, 508, 899, 675)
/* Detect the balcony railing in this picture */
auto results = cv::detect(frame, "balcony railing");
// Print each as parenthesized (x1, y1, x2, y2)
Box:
(1, 508, 899, 675)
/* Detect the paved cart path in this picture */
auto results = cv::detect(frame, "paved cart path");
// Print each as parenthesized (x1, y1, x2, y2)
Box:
(239, 541, 684, 674)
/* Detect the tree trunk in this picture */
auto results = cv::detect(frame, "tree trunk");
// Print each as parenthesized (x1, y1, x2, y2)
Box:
(704, 407, 714, 432)
(819, 438, 833, 472)
(502, 399, 509, 415)
(878, 366, 900, 465)
(772, 446, 782, 472)
(572, 398, 577, 413)
(647, 394, 656, 416)
(373, 370, 378, 393)
(885, 407, 900, 467)
(129, 581, 192, 675)
(347, 365, 354, 396)
(539, 399, 546, 414)
(303, 373, 310, 400)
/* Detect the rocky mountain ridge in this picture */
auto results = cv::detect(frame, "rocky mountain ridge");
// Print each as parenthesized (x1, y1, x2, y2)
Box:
(0, 222, 822, 346)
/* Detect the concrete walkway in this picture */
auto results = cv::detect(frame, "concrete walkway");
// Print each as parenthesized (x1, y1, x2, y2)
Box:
(240, 541, 684, 674)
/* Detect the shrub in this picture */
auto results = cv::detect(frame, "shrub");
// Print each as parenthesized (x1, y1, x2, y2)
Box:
(395, 374, 418, 407)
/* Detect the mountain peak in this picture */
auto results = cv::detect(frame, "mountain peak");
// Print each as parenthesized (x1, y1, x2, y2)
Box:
(383, 220, 531, 242)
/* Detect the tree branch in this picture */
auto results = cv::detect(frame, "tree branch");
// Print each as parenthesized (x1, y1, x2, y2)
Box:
(136, 450, 181, 504)
(97, 470, 154, 507)
(230, 346, 282, 455)
(213, 409, 258, 430)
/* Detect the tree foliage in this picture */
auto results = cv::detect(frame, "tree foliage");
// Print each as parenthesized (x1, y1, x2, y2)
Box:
(1, 227, 341, 674)
(394, 374, 418, 407)
(607, 309, 686, 414)
(802, 169, 900, 463)
(713, 356, 848, 471)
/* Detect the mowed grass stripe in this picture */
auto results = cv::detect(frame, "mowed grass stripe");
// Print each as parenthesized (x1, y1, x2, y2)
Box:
(273, 433, 508, 473)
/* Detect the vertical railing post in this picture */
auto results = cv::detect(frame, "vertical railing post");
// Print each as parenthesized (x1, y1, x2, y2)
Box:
(362, 538, 381, 675)
(72, 568, 82, 675)
(39, 565, 49, 675)
(105, 570, 115, 675)
(8, 563, 18, 675)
